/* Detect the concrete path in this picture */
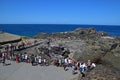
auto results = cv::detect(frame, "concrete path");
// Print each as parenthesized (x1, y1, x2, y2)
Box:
(0, 61, 78, 80)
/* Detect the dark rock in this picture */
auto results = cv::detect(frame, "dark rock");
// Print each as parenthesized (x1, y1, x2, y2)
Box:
(34, 27, 109, 40)
(33, 27, 120, 79)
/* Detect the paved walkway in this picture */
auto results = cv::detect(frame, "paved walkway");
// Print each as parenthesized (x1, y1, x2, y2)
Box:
(0, 61, 78, 80)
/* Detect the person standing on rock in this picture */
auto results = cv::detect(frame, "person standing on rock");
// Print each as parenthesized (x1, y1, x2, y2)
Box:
(71, 64, 75, 74)
(79, 62, 85, 78)
(76, 60, 80, 70)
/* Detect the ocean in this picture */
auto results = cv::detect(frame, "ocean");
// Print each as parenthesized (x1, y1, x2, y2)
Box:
(0, 24, 120, 37)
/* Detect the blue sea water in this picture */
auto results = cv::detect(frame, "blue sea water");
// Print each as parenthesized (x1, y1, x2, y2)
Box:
(0, 24, 120, 37)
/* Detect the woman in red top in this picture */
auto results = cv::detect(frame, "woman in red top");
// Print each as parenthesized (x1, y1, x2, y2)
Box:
(16, 55, 19, 63)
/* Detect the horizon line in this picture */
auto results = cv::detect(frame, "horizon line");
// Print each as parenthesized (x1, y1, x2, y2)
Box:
(0, 23, 120, 26)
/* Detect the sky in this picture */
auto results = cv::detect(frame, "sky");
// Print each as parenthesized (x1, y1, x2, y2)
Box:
(0, 0, 120, 25)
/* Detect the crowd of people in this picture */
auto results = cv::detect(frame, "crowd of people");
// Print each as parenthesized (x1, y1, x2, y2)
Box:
(0, 50, 96, 74)
(0, 50, 96, 79)
(0, 51, 49, 66)
(53, 57, 96, 77)
(1, 39, 38, 52)
(0, 39, 96, 78)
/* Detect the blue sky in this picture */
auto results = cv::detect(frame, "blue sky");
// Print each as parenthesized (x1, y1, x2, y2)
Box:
(0, 0, 120, 25)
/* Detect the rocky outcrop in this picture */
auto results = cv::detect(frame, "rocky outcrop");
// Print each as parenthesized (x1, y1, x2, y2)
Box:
(34, 27, 120, 79)
(75, 65, 120, 80)
(34, 32, 50, 39)
(34, 28, 108, 40)
(34, 27, 120, 64)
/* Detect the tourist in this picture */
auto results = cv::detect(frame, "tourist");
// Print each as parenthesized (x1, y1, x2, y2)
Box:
(31, 54, 35, 66)
(79, 62, 85, 78)
(65, 58, 68, 66)
(2, 53, 6, 66)
(53, 55, 57, 65)
(25, 53, 28, 63)
(38, 57, 42, 66)
(61, 58, 65, 67)
(40, 58, 43, 66)
(34, 55, 37, 63)
(56, 58, 59, 67)
(68, 58, 72, 67)
(27, 54, 31, 63)
(71, 64, 75, 74)
(91, 63, 96, 70)
(22, 53, 25, 62)
(43, 58, 46, 66)
(63, 62, 67, 71)
(0, 50, 2, 62)
(59, 58, 62, 66)
(19, 53, 22, 62)
(16, 54, 19, 63)
(72, 59, 75, 65)
(87, 60, 92, 71)
(63, 58, 68, 71)
(76, 60, 80, 70)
